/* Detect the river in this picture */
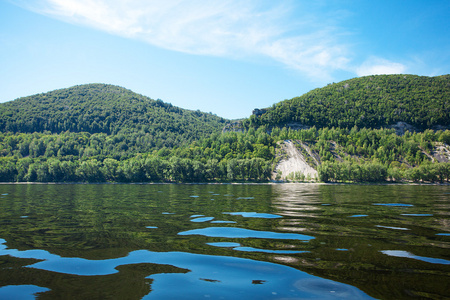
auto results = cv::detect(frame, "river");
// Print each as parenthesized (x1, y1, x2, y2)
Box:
(0, 184, 448, 299)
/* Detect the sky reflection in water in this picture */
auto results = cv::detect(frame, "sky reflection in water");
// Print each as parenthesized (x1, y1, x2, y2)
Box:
(0, 285, 50, 300)
(223, 212, 282, 218)
(0, 184, 448, 299)
(178, 227, 315, 240)
(381, 250, 450, 265)
(0, 239, 372, 299)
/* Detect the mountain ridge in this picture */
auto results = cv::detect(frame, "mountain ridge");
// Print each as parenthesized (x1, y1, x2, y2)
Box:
(245, 74, 450, 131)
(0, 83, 226, 149)
(0, 75, 449, 183)
(2, 74, 450, 136)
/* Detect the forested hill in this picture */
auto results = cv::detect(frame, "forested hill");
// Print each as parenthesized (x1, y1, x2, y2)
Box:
(0, 84, 226, 146)
(246, 74, 450, 130)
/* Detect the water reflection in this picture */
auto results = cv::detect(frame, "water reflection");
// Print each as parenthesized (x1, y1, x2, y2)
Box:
(223, 212, 282, 218)
(271, 184, 322, 215)
(0, 184, 449, 299)
(0, 285, 50, 299)
(381, 250, 450, 265)
(375, 225, 410, 231)
(373, 203, 414, 207)
(178, 227, 315, 240)
(190, 217, 215, 223)
(0, 238, 372, 299)
(207, 241, 308, 254)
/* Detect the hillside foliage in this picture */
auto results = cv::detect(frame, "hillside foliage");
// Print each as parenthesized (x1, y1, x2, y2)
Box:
(0, 126, 449, 183)
(246, 74, 450, 130)
(0, 76, 449, 183)
(0, 84, 226, 149)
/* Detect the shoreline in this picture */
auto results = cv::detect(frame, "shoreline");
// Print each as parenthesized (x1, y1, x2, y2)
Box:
(0, 181, 448, 186)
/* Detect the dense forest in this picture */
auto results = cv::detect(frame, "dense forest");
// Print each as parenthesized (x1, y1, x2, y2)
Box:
(246, 74, 450, 130)
(0, 126, 449, 183)
(0, 76, 449, 183)
(0, 84, 226, 149)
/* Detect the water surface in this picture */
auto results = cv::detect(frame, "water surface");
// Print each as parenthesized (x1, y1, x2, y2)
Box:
(0, 184, 449, 299)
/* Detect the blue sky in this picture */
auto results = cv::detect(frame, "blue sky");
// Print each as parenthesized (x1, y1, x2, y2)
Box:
(1, 0, 449, 119)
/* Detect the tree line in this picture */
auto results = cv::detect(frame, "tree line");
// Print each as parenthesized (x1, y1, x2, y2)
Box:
(0, 125, 449, 183)
(317, 161, 450, 183)
(0, 155, 271, 183)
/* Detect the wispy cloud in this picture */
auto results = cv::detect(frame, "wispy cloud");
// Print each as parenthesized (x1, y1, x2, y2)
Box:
(356, 57, 406, 77)
(11, 0, 405, 80)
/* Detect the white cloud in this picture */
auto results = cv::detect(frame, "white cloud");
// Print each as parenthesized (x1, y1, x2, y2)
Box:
(356, 57, 406, 76)
(12, 0, 355, 80)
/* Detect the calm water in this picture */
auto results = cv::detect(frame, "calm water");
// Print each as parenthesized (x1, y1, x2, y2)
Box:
(0, 184, 448, 299)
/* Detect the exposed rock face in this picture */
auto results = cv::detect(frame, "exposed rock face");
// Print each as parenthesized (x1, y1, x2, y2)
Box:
(387, 122, 449, 135)
(273, 140, 318, 180)
(388, 122, 417, 135)
(222, 121, 244, 133)
(285, 122, 310, 131)
(252, 108, 267, 116)
(431, 144, 450, 163)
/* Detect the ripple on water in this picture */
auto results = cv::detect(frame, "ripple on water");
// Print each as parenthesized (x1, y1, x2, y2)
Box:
(375, 225, 410, 231)
(0, 285, 50, 300)
(401, 214, 433, 217)
(381, 250, 450, 265)
(0, 238, 373, 299)
(207, 242, 241, 247)
(207, 242, 308, 254)
(233, 247, 308, 254)
(293, 278, 373, 299)
(373, 203, 414, 207)
(190, 217, 215, 223)
(210, 220, 236, 224)
(178, 227, 315, 240)
(223, 212, 282, 219)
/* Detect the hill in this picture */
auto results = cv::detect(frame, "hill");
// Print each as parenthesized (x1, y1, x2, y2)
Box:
(246, 74, 450, 130)
(0, 77, 449, 183)
(0, 84, 227, 148)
